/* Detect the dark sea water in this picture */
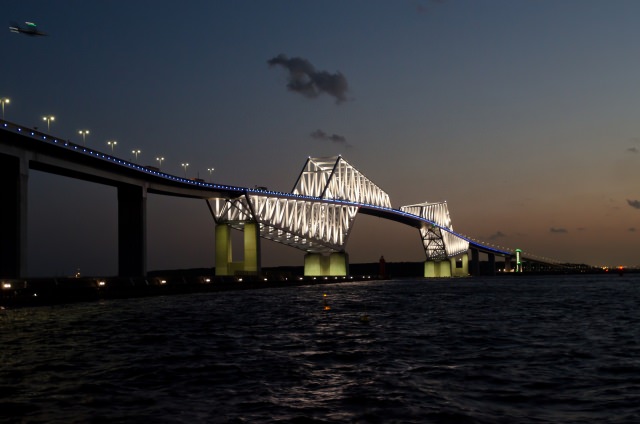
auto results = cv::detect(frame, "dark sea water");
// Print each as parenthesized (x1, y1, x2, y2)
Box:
(2, 274, 640, 423)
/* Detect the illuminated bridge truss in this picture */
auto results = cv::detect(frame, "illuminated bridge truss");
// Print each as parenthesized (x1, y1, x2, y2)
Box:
(208, 194, 358, 254)
(400, 201, 469, 260)
(292, 156, 392, 208)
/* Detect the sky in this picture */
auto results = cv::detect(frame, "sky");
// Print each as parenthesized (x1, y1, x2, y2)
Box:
(3, 0, 640, 277)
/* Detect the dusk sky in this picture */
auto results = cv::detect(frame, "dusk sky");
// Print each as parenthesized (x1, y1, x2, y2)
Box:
(4, 0, 640, 277)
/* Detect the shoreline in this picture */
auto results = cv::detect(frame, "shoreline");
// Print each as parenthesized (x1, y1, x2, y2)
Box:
(0, 274, 386, 308)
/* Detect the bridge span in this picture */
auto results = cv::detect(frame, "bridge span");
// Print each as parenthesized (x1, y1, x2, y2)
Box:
(0, 119, 556, 279)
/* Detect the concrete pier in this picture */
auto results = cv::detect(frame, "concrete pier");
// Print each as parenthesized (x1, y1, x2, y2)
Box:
(424, 253, 468, 278)
(0, 153, 28, 278)
(215, 222, 261, 276)
(304, 252, 349, 276)
(117, 184, 147, 277)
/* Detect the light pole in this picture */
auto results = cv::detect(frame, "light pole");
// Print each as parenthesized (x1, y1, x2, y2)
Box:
(107, 140, 117, 152)
(0, 98, 9, 119)
(78, 129, 90, 145)
(181, 163, 189, 177)
(132, 149, 141, 161)
(43, 115, 55, 131)
(207, 167, 215, 182)
(156, 157, 164, 168)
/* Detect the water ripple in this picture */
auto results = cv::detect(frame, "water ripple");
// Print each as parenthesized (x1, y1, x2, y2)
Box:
(1, 275, 640, 423)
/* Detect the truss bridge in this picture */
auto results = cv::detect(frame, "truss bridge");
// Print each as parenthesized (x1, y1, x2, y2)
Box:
(0, 119, 559, 279)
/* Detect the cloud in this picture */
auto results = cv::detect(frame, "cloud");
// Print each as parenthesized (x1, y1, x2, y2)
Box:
(629, 227, 637, 232)
(627, 199, 640, 209)
(267, 54, 349, 104)
(627, 147, 638, 153)
(488, 231, 507, 240)
(550, 227, 568, 234)
(310, 129, 351, 148)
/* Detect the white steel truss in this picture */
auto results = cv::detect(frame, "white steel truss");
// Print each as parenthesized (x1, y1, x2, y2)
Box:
(208, 194, 358, 253)
(292, 156, 392, 208)
(400, 201, 469, 260)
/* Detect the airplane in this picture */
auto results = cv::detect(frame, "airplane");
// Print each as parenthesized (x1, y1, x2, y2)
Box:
(9, 21, 47, 36)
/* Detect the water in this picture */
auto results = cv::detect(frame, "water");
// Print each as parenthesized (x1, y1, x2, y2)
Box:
(1, 274, 640, 423)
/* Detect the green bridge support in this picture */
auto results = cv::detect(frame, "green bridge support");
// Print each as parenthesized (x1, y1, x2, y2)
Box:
(424, 252, 468, 278)
(215, 222, 261, 276)
(304, 252, 349, 276)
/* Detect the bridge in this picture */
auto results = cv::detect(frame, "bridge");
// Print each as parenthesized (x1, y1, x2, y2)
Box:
(0, 119, 560, 279)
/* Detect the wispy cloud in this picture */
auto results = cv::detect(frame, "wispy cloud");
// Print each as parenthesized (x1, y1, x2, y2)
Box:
(310, 130, 351, 148)
(627, 147, 638, 153)
(488, 231, 507, 240)
(627, 199, 640, 209)
(629, 227, 637, 232)
(268, 54, 349, 104)
(550, 227, 568, 234)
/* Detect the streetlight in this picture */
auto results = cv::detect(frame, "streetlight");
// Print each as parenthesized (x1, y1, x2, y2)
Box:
(132, 149, 141, 161)
(156, 157, 164, 168)
(42, 115, 55, 131)
(78, 129, 90, 145)
(0, 98, 9, 119)
(181, 163, 189, 177)
(207, 167, 215, 181)
(107, 140, 117, 152)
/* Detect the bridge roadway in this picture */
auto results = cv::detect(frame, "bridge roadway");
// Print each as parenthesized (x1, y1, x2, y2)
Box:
(1, 119, 512, 277)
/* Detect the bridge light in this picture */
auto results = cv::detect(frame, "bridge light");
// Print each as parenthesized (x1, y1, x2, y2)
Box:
(78, 129, 90, 145)
(42, 115, 55, 131)
(0, 97, 9, 119)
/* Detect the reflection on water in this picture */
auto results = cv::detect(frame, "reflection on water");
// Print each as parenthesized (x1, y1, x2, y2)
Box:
(1, 275, 640, 423)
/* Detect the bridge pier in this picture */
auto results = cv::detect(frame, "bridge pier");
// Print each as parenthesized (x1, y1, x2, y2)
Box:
(0, 153, 28, 278)
(117, 184, 147, 277)
(504, 255, 512, 272)
(424, 253, 468, 278)
(304, 252, 349, 277)
(470, 248, 480, 276)
(215, 222, 261, 276)
(451, 252, 469, 277)
(488, 253, 496, 276)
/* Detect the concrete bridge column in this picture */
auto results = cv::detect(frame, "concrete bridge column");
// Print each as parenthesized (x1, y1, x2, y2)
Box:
(488, 253, 496, 276)
(215, 222, 261, 276)
(450, 253, 469, 277)
(118, 184, 147, 277)
(304, 252, 349, 276)
(424, 260, 452, 277)
(0, 153, 28, 278)
(329, 252, 348, 276)
(470, 248, 479, 276)
(243, 222, 261, 275)
(215, 224, 233, 276)
(504, 255, 512, 273)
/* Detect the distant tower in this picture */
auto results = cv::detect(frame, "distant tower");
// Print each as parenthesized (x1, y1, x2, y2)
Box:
(379, 256, 386, 278)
